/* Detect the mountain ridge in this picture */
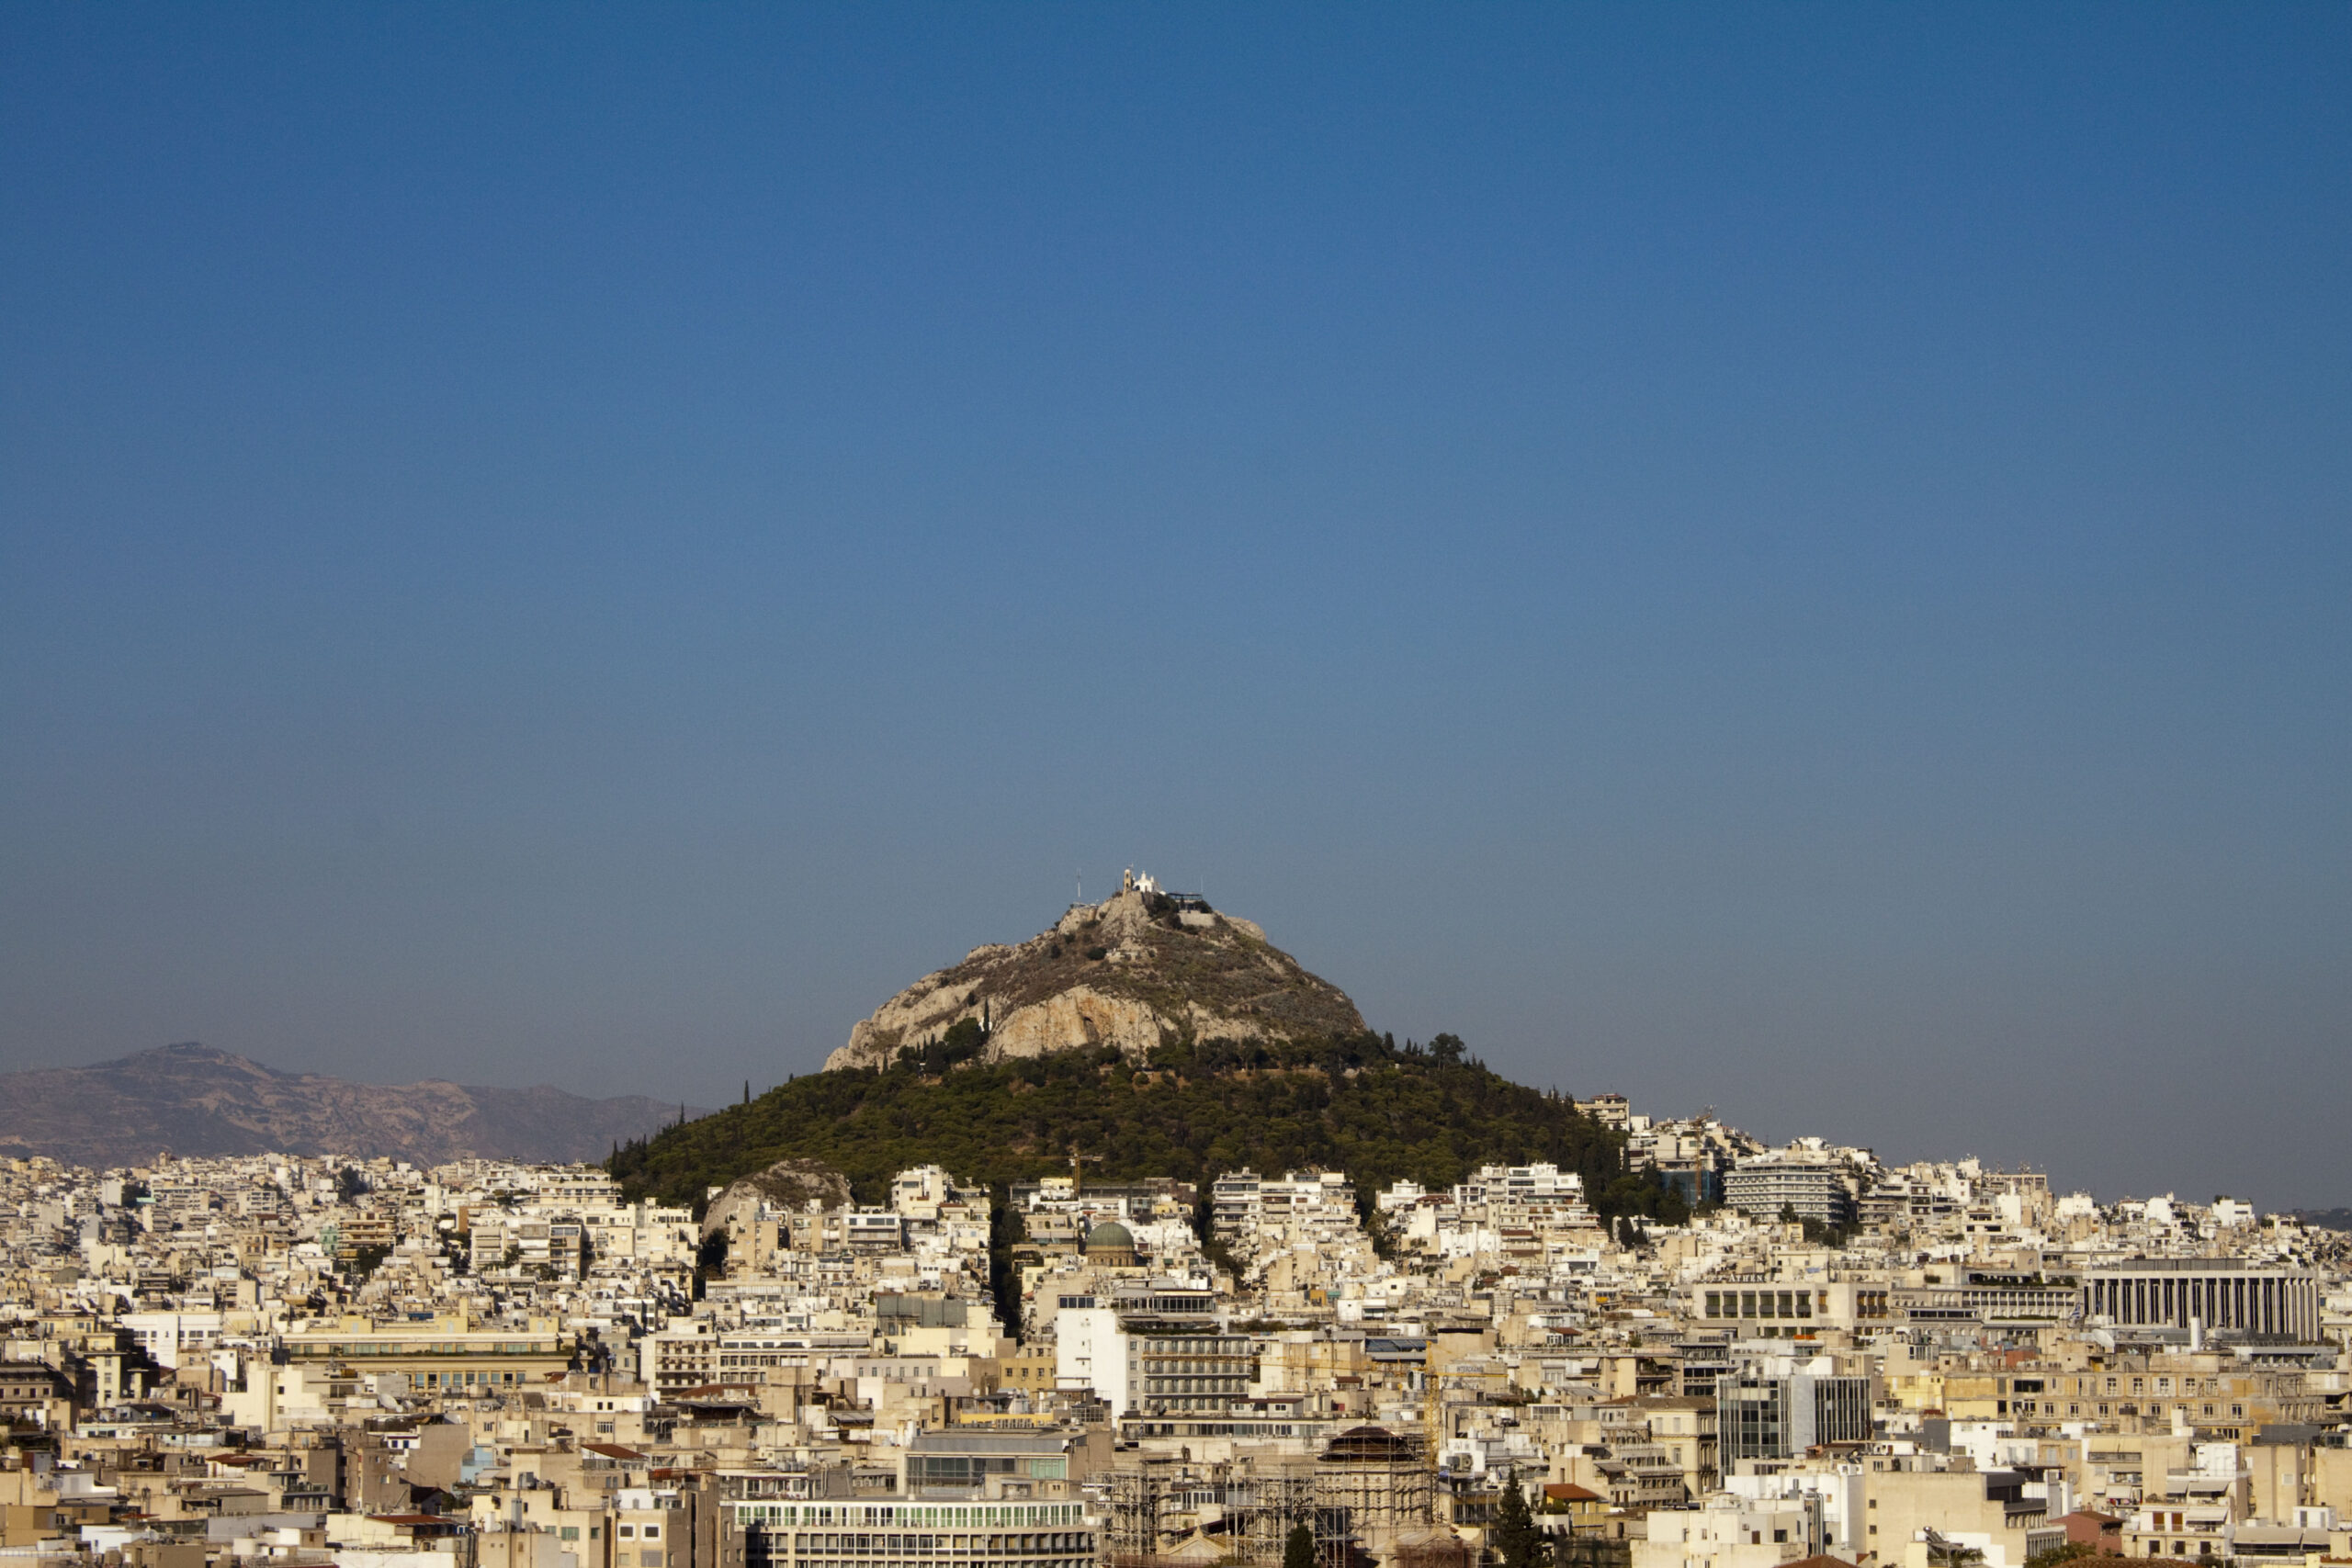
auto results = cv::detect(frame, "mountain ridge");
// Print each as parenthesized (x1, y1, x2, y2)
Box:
(0, 1043, 704, 1168)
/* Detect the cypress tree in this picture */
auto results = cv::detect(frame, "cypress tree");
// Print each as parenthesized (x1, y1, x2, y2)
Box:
(1494, 1475, 1547, 1568)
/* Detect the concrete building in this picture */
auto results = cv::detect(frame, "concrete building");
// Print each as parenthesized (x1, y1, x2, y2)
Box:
(2082, 1260, 2322, 1341)
(1722, 1156, 1857, 1230)
(1715, 1366, 1871, 1464)
(1860, 1457, 2051, 1568)
(736, 1496, 1098, 1568)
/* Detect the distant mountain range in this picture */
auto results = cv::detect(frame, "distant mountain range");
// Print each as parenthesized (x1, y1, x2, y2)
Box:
(0, 1043, 705, 1168)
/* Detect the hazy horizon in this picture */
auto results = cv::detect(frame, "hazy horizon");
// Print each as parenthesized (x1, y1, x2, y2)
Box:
(5, 7, 2346, 1210)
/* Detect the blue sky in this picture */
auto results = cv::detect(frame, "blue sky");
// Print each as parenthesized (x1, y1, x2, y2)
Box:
(4, 6, 2346, 1207)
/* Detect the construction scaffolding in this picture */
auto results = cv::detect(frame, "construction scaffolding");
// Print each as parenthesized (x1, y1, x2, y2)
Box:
(1105, 1438, 1433, 1568)
(1105, 1462, 1336, 1568)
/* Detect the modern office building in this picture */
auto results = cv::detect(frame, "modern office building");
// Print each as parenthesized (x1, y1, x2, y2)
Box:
(1715, 1367, 1872, 1462)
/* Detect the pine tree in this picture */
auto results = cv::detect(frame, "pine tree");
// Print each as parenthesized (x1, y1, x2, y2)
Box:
(1493, 1475, 1547, 1568)
(1282, 1522, 1315, 1568)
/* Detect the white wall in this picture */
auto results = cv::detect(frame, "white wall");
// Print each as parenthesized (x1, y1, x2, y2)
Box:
(1053, 1309, 1129, 1413)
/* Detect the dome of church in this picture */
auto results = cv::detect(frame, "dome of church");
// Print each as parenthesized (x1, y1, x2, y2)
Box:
(1083, 1220, 1136, 1252)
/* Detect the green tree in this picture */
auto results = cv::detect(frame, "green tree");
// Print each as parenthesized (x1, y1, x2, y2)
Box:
(609, 1031, 1645, 1224)
(1798, 1213, 1857, 1247)
(1283, 1522, 1316, 1568)
(2025, 1545, 2094, 1568)
(1492, 1477, 1548, 1568)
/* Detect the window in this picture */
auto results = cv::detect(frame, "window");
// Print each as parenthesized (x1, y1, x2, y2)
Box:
(619, 1527, 636, 1540)
(643, 1527, 661, 1540)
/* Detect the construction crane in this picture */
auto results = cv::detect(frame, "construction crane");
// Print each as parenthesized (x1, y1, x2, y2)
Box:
(1419, 1358, 1510, 1474)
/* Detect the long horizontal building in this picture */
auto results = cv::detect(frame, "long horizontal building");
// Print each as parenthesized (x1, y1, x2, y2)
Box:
(736, 1498, 1099, 1568)
(2082, 1259, 2320, 1341)
(281, 1314, 573, 1390)
(1722, 1156, 1857, 1228)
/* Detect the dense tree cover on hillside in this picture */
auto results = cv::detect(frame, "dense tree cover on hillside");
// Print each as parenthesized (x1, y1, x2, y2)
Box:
(608, 1031, 1690, 1227)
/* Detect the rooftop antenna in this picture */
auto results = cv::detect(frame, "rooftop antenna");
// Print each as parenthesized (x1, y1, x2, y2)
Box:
(1077, 870, 1082, 904)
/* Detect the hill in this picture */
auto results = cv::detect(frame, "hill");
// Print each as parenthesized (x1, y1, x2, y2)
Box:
(611, 1031, 1688, 1227)
(825, 884, 1365, 1070)
(0, 1043, 704, 1168)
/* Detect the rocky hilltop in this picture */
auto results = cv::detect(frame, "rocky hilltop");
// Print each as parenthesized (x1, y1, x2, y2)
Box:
(825, 884, 1366, 1071)
(0, 1043, 704, 1168)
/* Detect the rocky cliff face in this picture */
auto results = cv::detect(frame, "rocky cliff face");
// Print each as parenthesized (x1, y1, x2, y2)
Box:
(824, 889, 1366, 1071)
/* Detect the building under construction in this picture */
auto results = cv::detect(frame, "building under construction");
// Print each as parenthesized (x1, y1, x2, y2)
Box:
(1103, 1427, 1437, 1568)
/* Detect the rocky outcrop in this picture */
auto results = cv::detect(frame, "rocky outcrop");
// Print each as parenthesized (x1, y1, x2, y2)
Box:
(984, 987, 1167, 1059)
(702, 1157, 854, 1239)
(825, 888, 1365, 1071)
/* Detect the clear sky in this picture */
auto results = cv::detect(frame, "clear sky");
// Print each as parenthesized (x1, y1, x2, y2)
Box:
(4, 6, 2346, 1208)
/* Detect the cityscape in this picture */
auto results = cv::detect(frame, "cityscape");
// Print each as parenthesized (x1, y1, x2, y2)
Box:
(6, 1080, 2351, 1568)
(6, 10, 2346, 1568)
